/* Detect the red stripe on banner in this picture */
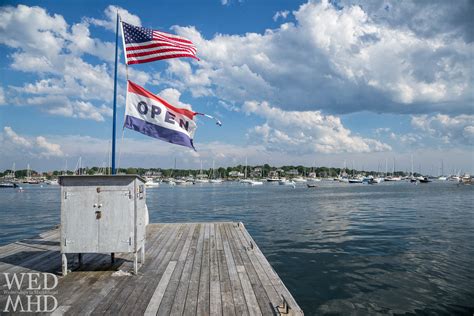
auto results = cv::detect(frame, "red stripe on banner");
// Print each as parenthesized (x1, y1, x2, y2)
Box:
(127, 80, 196, 119)
(126, 47, 194, 58)
(127, 53, 200, 64)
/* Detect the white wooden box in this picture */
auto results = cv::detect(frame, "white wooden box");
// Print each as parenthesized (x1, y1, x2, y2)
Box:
(59, 175, 147, 275)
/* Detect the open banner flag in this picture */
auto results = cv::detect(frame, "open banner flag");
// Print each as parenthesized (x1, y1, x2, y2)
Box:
(125, 80, 198, 149)
(124, 81, 221, 150)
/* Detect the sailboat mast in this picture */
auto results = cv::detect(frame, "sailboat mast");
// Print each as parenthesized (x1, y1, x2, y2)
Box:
(245, 157, 247, 179)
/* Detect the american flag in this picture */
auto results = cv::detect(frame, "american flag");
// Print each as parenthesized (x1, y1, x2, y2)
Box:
(121, 21, 198, 65)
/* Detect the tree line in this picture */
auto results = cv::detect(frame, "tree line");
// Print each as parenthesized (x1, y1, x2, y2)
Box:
(0, 165, 413, 179)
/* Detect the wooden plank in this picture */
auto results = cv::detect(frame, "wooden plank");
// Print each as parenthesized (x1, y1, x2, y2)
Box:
(227, 223, 274, 315)
(129, 223, 190, 316)
(237, 265, 262, 316)
(93, 223, 182, 314)
(210, 223, 222, 316)
(114, 224, 175, 315)
(222, 224, 249, 316)
(233, 224, 281, 308)
(71, 226, 170, 315)
(110, 223, 186, 315)
(156, 224, 196, 316)
(183, 223, 205, 315)
(238, 223, 303, 315)
(0, 230, 60, 259)
(197, 223, 211, 315)
(216, 223, 235, 316)
(144, 260, 177, 315)
(0, 222, 303, 316)
(169, 224, 201, 315)
(50, 253, 117, 313)
(215, 221, 224, 251)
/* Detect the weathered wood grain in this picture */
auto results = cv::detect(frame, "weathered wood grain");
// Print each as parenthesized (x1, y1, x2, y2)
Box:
(0, 222, 303, 315)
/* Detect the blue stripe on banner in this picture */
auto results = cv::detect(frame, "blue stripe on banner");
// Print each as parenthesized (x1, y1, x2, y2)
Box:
(125, 115, 195, 150)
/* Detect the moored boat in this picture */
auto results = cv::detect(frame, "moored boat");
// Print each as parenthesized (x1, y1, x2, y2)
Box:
(279, 179, 295, 187)
(0, 182, 18, 188)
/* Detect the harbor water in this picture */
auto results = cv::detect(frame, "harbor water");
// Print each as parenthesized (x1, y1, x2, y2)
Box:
(0, 181, 473, 314)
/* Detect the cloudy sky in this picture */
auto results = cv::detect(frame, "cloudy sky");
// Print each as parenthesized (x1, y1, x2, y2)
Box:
(0, 0, 473, 174)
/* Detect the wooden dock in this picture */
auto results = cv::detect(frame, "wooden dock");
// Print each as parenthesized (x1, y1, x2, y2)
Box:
(0, 222, 303, 315)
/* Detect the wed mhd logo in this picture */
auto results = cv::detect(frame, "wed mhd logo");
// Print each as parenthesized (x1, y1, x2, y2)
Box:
(2, 272, 58, 312)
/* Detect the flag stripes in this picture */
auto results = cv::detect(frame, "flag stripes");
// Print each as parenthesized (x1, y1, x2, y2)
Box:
(122, 21, 198, 65)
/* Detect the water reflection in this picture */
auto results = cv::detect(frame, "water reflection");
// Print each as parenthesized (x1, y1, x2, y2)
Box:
(0, 181, 473, 314)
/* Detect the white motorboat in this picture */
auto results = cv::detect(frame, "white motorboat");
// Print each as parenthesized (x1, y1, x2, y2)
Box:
(292, 177, 307, 183)
(240, 179, 253, 184)
(145, 177, 160, 188)
(278, 179, 295, 187)
(194, 178, 209, 183)
(175, 179, 192, 185)
(372, 177, 384, 183)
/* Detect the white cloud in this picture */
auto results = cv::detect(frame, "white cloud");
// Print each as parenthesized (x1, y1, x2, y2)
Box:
(164, 59, 212, 97)
(67, 21, 115, 62)
(411, 114, 474, 145)
(87, 5, 141, 31)
(35, 136, 64, 157)
(0, 5, 145, 122)
(169, 0, 472, 115)
(158, 88, 192, 110)
(273, 10, 289, 22)
(16, 94, 111, 122)
(3, 127, 32, 147)
(2, 127, 64, 157)
(375, 127, 391, 135)
(0, 5, 67, 58)
(243, 100, 391, 154)
(1, 131, 473, 173)
(0, 86, 5, 105)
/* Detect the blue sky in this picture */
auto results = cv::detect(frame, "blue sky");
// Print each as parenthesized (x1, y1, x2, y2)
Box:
(0, 0, 473, 174)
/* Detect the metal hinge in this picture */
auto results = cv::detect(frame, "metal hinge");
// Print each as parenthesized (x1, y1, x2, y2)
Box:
(64, 191, 67, 199)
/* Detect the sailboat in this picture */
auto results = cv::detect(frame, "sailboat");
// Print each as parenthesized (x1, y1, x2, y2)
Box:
(438, 160, 447, 181)
(25, 164, 40, 184)
(1, 163, 19, 188)
(240, 157, 263, 185)
(209, 160, 223, 183)
(337, 160, 349, 183)
(195, 161, 209, 183)
(240, 157, 253, 184)
(385, 158, 402, 181)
